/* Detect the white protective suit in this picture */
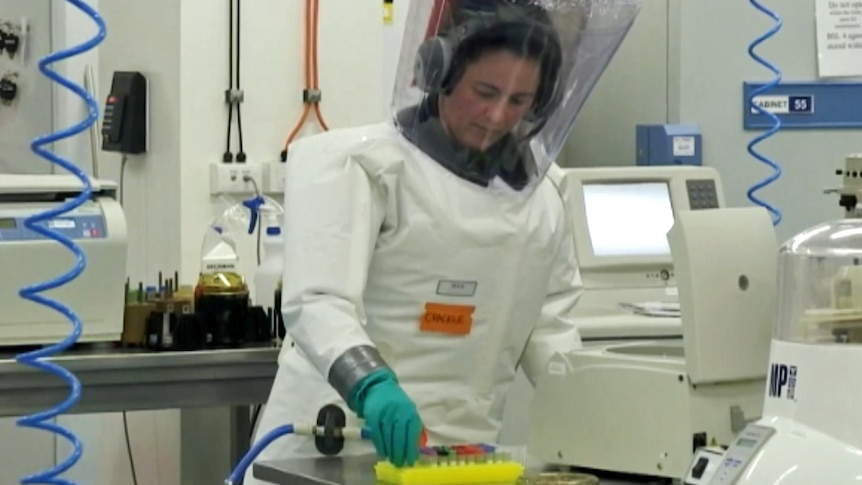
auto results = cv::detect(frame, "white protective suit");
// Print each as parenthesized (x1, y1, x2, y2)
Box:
(245, 1, 642, 482)
(246, 121, 580, 472)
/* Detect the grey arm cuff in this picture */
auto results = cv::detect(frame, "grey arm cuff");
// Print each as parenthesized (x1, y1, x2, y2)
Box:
(328, 345, 390, 402)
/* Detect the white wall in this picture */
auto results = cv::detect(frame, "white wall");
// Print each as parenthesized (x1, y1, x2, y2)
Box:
(562, 0, 862, 242)
(1, 0, 384, 484)
(0, 1, 53, 174)
(672, 0, 861, 242)
(175, 0, 386, 285)
(51, 0, 100, 175)
(559, 0, 671, 168)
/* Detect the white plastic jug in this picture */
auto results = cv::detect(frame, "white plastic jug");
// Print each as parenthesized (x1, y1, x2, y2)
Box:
(254, 225, 284, 317)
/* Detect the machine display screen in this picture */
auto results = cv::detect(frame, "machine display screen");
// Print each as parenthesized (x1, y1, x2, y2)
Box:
(736, 438, 758, 448)
(583, 182, 675, 257)
(0, 218, 18, 229)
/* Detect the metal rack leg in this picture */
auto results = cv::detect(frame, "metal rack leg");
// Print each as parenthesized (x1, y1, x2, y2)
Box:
(180, 406, 252, 485)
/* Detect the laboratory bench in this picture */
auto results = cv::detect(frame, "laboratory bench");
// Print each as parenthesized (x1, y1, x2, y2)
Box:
(0, 344, 676, 484)
(0, 343, 280, 483)
(254, 453, 673, 485)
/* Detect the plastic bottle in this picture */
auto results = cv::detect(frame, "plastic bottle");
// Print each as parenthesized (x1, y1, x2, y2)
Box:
(254, 222, 284, 317)
(200, 223, 240, 275)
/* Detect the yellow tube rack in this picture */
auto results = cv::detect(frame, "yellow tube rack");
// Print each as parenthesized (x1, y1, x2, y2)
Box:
(374, 444, 524, 485)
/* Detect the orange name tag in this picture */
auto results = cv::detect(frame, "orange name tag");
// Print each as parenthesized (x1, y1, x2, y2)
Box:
(419, 303, 475, 336)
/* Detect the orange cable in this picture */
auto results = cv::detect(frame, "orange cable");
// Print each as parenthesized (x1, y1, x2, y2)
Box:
(304, 0, 312, 91)
(311, 0, 320, 90)
(283, 0, 328, 152)
(283, 0, 314, 150)
(310, 0, 329, 131)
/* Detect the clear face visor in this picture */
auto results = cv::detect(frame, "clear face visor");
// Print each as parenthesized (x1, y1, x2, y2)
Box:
(392, 0, 642, 195)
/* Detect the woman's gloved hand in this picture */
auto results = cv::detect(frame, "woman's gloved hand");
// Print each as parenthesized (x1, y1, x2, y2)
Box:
(348, 369, 422, 467)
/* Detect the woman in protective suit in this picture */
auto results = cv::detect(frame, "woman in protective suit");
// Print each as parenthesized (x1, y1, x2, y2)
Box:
(244, 1, 641, 482)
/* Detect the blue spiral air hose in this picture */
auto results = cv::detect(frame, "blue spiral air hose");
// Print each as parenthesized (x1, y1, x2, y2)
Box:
(746, 0, 783, 226)
(16, 1, 106, 484)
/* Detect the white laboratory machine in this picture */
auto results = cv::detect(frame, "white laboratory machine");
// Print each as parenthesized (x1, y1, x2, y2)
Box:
(528, 206, 776, 479)
(500, 166, 727, 445)
(0, 174, 127, 346)
(561, 166, 725, 342)
(682, 159, 862, 484)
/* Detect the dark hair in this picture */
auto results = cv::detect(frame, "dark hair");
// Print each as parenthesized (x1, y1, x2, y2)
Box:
(441, 6, 562, 120)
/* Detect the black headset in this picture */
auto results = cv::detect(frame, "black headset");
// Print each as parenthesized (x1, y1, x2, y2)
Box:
(412, 1, 563, 124)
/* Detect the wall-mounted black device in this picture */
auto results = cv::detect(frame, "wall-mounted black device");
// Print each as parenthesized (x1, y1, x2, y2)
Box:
(0, 73, 18, 104)
(101, 71, 148, 154)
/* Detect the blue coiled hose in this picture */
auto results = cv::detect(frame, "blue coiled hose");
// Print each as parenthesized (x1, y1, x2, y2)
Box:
(746, 0, 783, 226)
(16, 1, 106, 484)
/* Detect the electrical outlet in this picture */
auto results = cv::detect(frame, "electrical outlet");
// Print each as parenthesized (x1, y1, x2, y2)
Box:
(263, 161, 286, 194)
(209, 162, 264, 195)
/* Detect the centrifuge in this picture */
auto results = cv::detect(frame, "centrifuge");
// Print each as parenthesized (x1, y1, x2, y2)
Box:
(684, 218, 862, 484)
(0, 174, 127, 346)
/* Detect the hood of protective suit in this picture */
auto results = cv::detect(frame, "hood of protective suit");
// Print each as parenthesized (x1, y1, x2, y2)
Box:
(396, 99, 532, 191)
(392, 0, 643, 195)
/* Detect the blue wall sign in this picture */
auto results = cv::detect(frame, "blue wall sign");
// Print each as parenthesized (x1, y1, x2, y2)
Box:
(743, 81, 862, 130)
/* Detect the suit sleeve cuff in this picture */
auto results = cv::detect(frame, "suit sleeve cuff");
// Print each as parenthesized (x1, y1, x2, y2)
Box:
(328, 345, 390, 403)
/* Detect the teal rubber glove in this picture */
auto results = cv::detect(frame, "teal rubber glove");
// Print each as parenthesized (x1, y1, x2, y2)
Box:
(348, 369, 422, 467)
